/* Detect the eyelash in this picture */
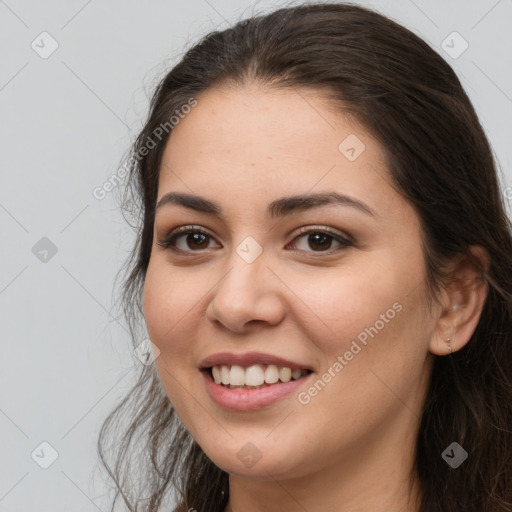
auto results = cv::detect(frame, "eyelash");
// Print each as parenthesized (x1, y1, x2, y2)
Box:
(156, 224, 353, 256)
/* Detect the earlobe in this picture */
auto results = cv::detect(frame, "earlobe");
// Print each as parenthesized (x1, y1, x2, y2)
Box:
(429, 245, 490, 356)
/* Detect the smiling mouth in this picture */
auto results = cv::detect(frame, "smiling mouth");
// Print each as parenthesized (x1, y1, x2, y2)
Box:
(206, 364, 313, 390)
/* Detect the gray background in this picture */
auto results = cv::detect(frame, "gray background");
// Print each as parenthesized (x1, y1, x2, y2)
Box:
(1, 0, 511, 510)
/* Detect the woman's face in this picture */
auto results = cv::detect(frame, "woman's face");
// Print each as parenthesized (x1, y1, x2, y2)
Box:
(143, 84, 439, 482)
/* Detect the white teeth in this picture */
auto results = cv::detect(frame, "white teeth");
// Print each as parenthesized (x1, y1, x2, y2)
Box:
(212, 365, 221, 384)
(279, 367, 292, 383)
(220, 366, 230, 385)
(229, 365, 245, 386)
(211, 364, 308, 387)
(245, 364, 265, 386)
(291, 369, 302, 380)
(264, 364, 279, 384)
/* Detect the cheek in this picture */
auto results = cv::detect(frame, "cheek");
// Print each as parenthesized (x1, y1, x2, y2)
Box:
(295, 255, 429, 376)
(143, 261, 198, 356)
(143, 263, 201, 419)
(294, 286, 430, 450)
(288, 263, 405, 344)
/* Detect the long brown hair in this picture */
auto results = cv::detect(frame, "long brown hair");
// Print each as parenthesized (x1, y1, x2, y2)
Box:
(97, 2, 512, 511)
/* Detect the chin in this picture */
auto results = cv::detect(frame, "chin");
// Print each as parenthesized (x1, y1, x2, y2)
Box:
(195, 433, 318, 481)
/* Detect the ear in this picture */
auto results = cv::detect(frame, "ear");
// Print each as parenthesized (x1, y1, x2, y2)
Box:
(429, 245, 490, 356)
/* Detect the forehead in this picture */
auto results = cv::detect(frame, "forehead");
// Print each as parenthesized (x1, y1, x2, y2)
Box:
(163, 84, 381, 163)
(157, 85, 400, 220)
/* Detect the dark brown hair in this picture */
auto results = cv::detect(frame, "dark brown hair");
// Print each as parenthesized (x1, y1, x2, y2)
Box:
(97, 2, 512, 511)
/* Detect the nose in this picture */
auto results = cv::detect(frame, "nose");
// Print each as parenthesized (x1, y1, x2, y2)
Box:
(205, 255, 286, 333)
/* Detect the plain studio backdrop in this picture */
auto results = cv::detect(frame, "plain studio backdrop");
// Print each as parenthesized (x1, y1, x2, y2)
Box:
(0, 0, 511, 510)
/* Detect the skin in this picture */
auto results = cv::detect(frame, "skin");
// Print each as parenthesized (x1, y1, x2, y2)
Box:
(143, 84, 489, 512)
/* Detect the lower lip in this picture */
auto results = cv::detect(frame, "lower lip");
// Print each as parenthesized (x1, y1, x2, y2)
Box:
(201, 370, 313, 411)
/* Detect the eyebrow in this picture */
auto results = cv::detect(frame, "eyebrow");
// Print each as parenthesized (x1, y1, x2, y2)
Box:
(155, 191, 376, 219)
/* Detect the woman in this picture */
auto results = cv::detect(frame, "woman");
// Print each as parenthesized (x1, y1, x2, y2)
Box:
(98, 2, 512, 511)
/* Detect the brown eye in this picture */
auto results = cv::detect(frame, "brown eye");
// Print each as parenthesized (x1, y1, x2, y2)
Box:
(181, 232, 211, 250)
(304, 232, 332, 251)
(287, 228, 353, 253)
(157, 226, 220, 252)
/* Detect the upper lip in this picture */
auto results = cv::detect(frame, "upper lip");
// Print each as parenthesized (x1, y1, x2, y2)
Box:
(199, 351, 314, 372)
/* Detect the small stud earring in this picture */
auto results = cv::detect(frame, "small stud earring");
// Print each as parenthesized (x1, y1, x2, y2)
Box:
(446, 336, 452, 355)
